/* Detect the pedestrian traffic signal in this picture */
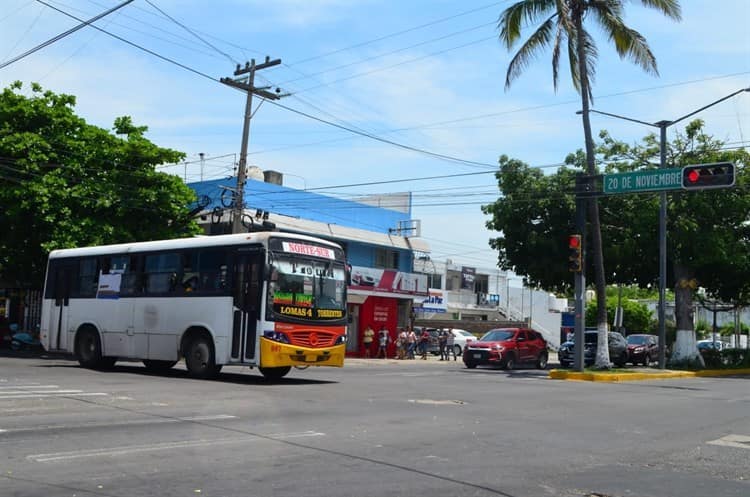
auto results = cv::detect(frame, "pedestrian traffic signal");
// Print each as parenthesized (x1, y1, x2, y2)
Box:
(568, 235, 582, 272)
(682, 162, 735, 190)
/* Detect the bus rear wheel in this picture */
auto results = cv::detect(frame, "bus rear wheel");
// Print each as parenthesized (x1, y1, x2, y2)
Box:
(185, 337, 219, 379)
(259, 366, 291, 380)
(143, 360, 177, 372)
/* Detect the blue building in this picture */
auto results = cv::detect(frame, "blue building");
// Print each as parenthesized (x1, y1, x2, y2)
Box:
(189, 170, 430, 357)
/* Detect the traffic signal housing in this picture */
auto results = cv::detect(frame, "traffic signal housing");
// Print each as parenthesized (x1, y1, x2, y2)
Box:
(682, 162, 735, 190)
(568, 234, 582, 272)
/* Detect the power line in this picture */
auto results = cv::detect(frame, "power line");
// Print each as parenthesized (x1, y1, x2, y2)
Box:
(0, 0, 134, 70)
(143, 0, 237, 65)
(287, 0, 509, 65)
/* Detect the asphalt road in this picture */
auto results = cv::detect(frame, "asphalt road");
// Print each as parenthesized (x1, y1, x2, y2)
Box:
(0, 352, 748, 497)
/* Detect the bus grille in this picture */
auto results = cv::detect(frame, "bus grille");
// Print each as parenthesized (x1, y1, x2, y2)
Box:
(289, 330, 337, 348)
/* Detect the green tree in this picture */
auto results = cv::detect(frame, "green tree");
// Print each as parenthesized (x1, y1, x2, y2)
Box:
(598, 120, 750, 366)
(497, 0, 681, 368)
(585, 297, 655, 335)
(0, 82, 200, 287)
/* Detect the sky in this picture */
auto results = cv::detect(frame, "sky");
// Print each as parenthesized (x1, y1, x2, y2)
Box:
(1, 0, 749, 276)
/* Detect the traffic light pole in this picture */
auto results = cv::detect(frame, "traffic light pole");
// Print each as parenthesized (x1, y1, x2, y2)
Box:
(581, 87, 748, 369)
(573, 175, 588, 372)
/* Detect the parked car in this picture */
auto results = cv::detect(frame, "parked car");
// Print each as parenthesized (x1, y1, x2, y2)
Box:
(447, 328, 476, 356)
(463, 328, 548, 370)
(558, 330, 629, 368)
(626, 333, 658, 366)
(696, 339, 724, 352)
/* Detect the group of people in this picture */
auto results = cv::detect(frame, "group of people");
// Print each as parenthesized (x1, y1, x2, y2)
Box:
(362, 325, 458, 361)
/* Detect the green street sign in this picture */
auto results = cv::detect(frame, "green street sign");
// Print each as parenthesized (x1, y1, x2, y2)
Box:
(603, 168, 683, 194)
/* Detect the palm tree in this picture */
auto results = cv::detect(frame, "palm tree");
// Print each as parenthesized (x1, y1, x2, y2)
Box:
(498, 0, 681, 368)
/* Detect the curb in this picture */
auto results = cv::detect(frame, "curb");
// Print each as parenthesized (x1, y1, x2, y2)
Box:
(549, 368, 750, 382)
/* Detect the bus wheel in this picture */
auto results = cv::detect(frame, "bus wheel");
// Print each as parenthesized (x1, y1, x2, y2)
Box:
(77, 329, 104, 369)
(185, 337, 218, 379)
(259, 366, 291, 380)
(143, 360, 177, 372)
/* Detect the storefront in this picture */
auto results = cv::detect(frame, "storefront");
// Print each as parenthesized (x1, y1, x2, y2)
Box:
(345, 266, 427, 357)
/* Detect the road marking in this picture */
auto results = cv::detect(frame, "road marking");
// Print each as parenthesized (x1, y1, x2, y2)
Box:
(0, 414, 237, 434)
(0, 392, 108, 400)
(707, 434, 750, 450)
(0, 385, 58, 390)
(408, 399, 465, 405)
(27, 430, 325, 462)
(0, 389, 85, 395)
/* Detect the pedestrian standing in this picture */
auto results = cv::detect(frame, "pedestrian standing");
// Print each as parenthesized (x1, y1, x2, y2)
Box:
(406, 327, 417, 359)
(438, 329, 448, 360)
(419, 328, 431, 360)
(377, 325, 390, 359)
(397, 329, 408, 359)
(362, 325, 374, 358)
(446, 328, 457, 361)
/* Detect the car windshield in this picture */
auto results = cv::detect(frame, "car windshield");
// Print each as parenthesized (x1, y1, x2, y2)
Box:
(481, 330, 515, 341)
(584, 333, 598, 344)
(457, 330, 474, 337)
(627, 335, 648, 345)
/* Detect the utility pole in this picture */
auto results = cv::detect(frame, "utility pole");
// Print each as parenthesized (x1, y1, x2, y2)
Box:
(220, 56, 283, 233)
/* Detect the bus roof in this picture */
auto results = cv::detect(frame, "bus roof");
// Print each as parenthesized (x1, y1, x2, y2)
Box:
(48, 231, 342, 259)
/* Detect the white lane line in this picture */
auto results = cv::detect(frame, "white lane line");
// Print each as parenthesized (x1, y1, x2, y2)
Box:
(0, 393, 108, 400)
(0, 390, 84, 396)
(0, 414, 237, 434)
(27, 431, 326, 462)
(707, 434, 750, 450)
(265, 430, 326, 439)
(0, 385, 57, 390)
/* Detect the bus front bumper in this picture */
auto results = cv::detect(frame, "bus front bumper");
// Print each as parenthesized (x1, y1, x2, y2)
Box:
(259, 338, 345, 368)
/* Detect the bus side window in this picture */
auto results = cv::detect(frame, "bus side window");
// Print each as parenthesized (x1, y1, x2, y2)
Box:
(77, 258, 99, 298)
(144, 253, 180, 295)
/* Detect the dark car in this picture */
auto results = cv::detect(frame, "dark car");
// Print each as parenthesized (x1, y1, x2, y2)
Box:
(463, 328, 548, 370)
(558, 331, 629, 368)
(626, 333, 658, 366)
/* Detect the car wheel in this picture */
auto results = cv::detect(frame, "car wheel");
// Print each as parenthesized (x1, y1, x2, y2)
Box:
(536, 352, 548, 369)
(503, 355, 515, 370)
(464, 361, 477, 369)
(454, 345, 462, 357)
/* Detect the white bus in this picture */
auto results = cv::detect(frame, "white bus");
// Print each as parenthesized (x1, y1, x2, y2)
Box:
(40, 232, 348, 380)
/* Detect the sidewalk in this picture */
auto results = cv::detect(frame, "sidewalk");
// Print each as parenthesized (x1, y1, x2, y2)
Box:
(345, 353, 462, 366)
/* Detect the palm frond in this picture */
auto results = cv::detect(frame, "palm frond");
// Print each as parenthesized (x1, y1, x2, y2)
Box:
(504, 16, 557, 90)
(638, 0, 682, 20)
(498, 0, 558, 48)
(591, 6, 658, 75)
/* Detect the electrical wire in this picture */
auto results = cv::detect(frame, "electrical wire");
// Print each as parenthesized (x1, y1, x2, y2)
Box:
(0, 0, 135, 70)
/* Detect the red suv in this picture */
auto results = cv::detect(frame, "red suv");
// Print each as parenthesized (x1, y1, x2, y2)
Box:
(463, 328, 548, 370)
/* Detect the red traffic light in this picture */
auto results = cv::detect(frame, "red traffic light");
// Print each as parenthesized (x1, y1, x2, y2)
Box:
(568, 235, 581, 249)
(682, 162, 735, 190)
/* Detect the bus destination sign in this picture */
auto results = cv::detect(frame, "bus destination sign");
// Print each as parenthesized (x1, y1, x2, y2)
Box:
(282, 242, 335, 259)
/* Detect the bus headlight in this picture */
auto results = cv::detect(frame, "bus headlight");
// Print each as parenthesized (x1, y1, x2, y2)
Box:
(334, 334, 347, 345)
(264, 331, 290, 344)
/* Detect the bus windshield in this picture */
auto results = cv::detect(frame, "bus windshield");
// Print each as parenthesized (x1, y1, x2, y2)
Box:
(267, 255, 346, 321)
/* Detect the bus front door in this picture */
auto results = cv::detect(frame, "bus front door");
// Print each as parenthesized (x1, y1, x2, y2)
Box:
(232, 249, 263, 363)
